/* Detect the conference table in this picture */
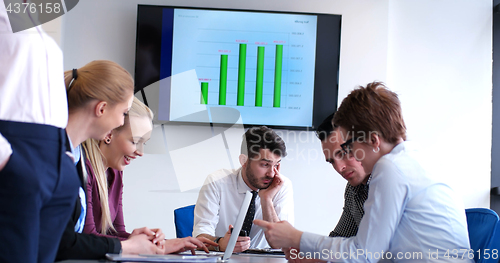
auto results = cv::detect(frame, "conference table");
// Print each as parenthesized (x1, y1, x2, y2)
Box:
(58, 254, 288, 263)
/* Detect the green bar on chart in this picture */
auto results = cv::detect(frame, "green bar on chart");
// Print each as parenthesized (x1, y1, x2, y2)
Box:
(201, 82, 208, 104)
(219, 54, 228, 105)
(273, 45, 283, 108)
(255, 46, 265, 107)
(237, 44, 247, 106)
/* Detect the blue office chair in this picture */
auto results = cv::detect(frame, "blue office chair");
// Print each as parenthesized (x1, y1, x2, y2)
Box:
(174, 205, 195, 238)
(465, 208, 500, 263)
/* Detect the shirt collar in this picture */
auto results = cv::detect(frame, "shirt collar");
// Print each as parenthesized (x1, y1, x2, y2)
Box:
(237, 168, 256, 194)
(351, 174, 371, 194)
(366, 173, 372, 186)
(66, 133, 81, 165)
(73, 145, 81, 165)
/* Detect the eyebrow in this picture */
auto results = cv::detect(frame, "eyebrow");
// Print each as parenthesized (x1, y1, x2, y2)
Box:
(132, 136, 150, 142)
(261, 158, 281, 163)
(133, 132, 151, 138)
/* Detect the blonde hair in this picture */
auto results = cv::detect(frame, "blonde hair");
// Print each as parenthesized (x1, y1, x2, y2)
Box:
(65, 60, 134, 112)
(82, 97, 153, 235)
(115, 97, 153, 133)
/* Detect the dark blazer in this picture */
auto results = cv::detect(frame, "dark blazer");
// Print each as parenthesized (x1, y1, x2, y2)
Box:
(55, 151, 121, 261)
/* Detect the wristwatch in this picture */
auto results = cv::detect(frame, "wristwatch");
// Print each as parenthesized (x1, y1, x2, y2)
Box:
(214, 236, 222, 252)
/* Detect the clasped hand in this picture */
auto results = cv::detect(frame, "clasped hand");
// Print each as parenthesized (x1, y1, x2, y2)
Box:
(124, 227, 218, 255)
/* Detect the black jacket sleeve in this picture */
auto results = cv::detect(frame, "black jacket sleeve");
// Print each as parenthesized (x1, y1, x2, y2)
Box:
(55, 155, 122, 261)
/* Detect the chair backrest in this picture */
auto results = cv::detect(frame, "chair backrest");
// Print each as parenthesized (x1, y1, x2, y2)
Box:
(465, 208, 500, 263)
(174, 205, 195, 238)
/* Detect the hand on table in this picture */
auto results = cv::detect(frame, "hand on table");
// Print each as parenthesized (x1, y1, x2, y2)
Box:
(121, 233, 163, 255)
(130, 227, 165, 248)
(164, 236, 218, 255)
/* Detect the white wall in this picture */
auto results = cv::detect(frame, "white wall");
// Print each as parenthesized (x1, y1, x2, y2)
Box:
(386, 0, 492, 208)
(41, 16, 62, 46)
(59, 0, 492, 239)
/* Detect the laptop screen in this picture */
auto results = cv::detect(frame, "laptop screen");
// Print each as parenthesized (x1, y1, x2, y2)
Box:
(222, 190, 253, 261)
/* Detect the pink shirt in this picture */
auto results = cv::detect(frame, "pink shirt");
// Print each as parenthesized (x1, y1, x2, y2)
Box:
(83, 158, 130, 240)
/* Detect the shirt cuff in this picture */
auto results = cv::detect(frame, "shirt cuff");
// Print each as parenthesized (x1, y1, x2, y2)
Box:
(299, 231, 325, 253)
(192, 226, 214, 238)
(108, 237, 122, 254)
(0, 134, 12, 166)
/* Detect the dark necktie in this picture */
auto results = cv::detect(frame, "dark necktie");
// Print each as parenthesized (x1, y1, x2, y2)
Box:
(241, 191, 258, 235)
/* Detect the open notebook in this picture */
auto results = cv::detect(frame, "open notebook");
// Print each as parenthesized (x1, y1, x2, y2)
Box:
(106, 190, 254, 262)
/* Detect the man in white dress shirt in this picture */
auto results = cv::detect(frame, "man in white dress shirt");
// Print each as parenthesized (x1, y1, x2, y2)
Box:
(255, 83, 472, 263)
(0, 2, 80, 262)
(193, 126, 294, 252)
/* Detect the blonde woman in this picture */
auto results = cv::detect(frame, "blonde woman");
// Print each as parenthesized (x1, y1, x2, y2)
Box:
(82, 97, 155, 240)
(56, 60, 167, 260)
(82, 97, 218, 255)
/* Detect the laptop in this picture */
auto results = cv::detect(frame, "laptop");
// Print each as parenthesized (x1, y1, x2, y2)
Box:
(106, 190, 254, 262)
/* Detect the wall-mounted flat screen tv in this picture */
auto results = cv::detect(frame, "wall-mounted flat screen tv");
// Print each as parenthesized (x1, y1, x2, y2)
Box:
(135, 4, 341, 130)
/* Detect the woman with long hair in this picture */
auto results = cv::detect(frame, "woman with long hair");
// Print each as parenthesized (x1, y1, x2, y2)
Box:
(82, 97, 218, 254)
(57, 60, 167, 260)
(82, 97, 153, 240)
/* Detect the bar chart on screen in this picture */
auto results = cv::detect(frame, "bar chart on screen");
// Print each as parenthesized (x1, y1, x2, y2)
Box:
(190, 29, 312, 109)
(169, 8, 318, 126)
(198, 40, 289, 109)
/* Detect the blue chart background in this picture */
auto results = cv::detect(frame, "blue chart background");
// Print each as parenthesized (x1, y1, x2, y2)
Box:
(159, 8, 319, 128)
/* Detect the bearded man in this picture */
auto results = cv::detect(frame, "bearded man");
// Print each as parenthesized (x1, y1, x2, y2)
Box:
(193, 126, 294, 252)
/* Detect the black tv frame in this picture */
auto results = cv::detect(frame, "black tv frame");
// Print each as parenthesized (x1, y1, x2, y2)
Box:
(134, 4, 341, 130)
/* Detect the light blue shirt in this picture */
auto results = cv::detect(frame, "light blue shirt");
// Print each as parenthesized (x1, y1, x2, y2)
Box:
(67, 136, 86, 233)
(72, 143, 81, 165)
(299, 142, 472, 263)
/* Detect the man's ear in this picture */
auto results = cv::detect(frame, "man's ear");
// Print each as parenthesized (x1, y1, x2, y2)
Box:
(95, 101, 107, 117)
(369, 131, 381, 148)
(239, 154, 248, 167)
